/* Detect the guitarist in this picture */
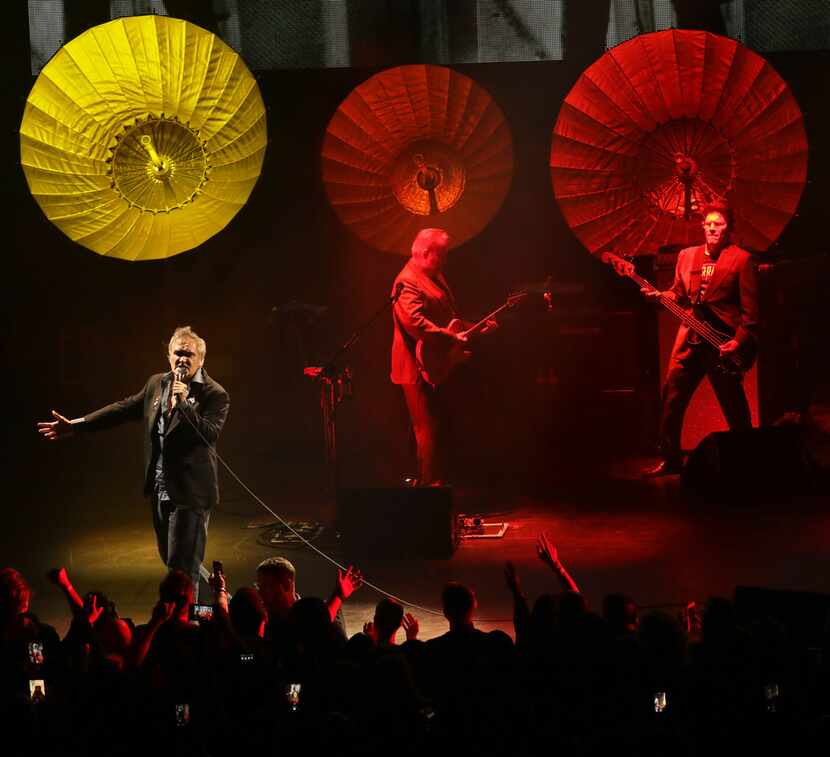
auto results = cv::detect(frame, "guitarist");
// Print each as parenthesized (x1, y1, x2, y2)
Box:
(644, 200, 759, 477)
(390, 228, 469, 486)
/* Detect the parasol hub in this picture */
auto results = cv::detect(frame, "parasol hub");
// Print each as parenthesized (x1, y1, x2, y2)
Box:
(391, 141, 466, 216)
(138, 135, 171, 178)
(674, 154, 699, 183)
(109, 114, 209, 212)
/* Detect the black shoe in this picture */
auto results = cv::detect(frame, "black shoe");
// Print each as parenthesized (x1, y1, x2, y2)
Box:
(642, 459, 683, 478)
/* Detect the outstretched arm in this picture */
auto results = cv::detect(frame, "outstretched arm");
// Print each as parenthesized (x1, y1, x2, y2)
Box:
(48, 567, 84, 612)
(37, 411, 79, 441)
(537, 533, 580, 594)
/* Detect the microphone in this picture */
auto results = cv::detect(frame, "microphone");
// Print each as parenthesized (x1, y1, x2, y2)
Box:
(172, 365, 187, 407)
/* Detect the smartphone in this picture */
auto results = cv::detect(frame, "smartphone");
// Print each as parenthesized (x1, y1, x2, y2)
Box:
(287, 683, 301, 711)
(654, 691, 667, 713)
(175, 703, 190, 726)
(29, 679, 46, 703)
(189, 603, 213, 622)
(212, 560, 224, 578)
(28, 641, 45, 666)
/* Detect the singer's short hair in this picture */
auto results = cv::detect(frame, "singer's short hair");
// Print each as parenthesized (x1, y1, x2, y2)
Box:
(411, 228, 449, 260)
(168, 326, 206, 360)
(701, 199, 734, 228)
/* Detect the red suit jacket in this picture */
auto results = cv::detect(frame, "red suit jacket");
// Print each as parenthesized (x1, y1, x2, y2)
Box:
(668, 243, 759, 356)
(390, 259, 459, 385)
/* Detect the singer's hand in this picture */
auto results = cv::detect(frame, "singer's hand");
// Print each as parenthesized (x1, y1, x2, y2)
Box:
(37, 410, 74, 441)
(171, 377, 188, 406)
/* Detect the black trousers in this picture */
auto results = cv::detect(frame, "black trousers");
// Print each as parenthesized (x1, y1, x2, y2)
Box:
(152, 488, 210, 601)
(659, 340, 752, 461)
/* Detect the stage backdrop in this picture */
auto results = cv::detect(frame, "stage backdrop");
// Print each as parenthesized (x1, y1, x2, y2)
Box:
(7, 35, 829, 525)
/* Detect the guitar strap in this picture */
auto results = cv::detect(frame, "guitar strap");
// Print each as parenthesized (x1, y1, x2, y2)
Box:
(689, 246, 706, 305)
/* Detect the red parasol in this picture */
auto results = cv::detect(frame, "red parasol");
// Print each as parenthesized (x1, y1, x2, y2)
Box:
(322, 64, 514, 255)
(551, 29, 808, 256)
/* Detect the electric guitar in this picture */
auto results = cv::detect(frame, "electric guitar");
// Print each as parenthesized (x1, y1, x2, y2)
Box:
(416, 291, 528, 386)
(602, 251, 754, 374)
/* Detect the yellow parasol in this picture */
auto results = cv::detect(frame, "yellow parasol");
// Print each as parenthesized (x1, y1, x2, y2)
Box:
(20, 15, 267, 261)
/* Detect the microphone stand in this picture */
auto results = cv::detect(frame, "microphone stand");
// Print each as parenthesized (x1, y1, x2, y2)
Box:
(304, 286, 404, 498)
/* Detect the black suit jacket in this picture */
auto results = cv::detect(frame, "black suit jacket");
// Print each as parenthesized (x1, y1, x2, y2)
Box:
(79, 371, 230, 510)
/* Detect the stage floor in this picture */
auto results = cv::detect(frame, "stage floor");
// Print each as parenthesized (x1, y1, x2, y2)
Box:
(8, 457, 829, 641)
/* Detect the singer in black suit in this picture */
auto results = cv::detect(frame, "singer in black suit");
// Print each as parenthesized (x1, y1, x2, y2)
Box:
(37, 326, 230, 598)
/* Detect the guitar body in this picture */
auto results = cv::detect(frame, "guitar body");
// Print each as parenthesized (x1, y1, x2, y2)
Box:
(685, 307, 756, 374)
(416, 319, 471, 387)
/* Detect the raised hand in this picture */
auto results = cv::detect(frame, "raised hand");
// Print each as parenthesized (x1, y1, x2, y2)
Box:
(37, 410, 74, 441)
(336, 566, 364, 600)
(47, 567, 70, 588)
(504, 561, 522, 596)
(536, 532, 559, 568)
(84, 594, 104, 625)
(402, 612, 419, 641)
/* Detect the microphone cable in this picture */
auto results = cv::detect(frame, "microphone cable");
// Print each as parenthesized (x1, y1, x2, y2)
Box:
(172, 391, 448, 618)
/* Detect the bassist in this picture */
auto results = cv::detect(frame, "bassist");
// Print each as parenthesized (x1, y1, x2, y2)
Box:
(643, 201, 759, 476)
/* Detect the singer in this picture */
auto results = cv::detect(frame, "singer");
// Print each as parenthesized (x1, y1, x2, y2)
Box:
(36, 326, 229, 599)
(391, 228, 467, 486)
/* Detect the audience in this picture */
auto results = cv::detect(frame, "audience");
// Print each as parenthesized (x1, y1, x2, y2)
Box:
(0, 538, 823, 756)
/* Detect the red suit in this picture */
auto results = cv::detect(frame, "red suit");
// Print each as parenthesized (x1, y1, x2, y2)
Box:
(659, 243, 759, 461)
(391, 259, 459, 484)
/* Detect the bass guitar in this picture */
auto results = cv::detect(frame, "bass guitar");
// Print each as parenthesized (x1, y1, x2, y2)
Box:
(602, 251, 754, 374)
(416, 291, 527, 386)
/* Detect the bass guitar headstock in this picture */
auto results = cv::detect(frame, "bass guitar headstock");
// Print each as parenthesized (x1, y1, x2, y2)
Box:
(600, 250, 635, 277)
(506, 291, 529, 309)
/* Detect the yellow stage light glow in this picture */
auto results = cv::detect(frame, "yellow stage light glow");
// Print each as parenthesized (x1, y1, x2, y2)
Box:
(20, 15, 267, 261)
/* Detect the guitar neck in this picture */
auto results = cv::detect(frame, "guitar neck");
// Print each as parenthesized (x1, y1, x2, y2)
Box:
(465, 301, 513, 336)
(620, 269, 727, 350)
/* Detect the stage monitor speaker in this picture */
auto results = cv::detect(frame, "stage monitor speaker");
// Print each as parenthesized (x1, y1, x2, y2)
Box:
(683, 426, 807, 494)
(336, 487, 456, 559)
(734, 586, 830, 647)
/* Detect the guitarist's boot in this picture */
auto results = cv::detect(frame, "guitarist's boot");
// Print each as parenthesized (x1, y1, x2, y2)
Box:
(642, 457, 683, 478)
